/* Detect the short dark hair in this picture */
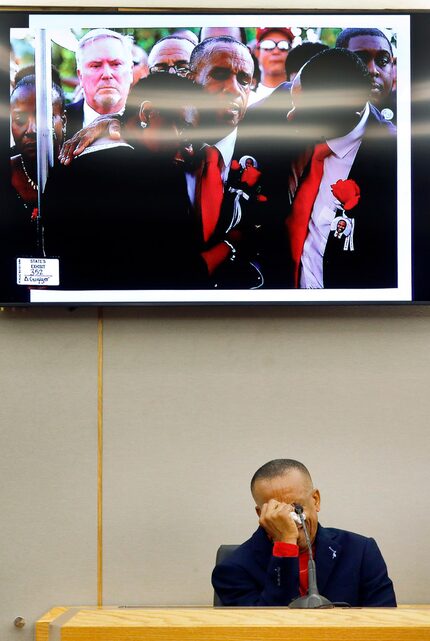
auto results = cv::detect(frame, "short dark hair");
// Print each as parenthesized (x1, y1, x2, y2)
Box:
(124, 72, 201, 117)
(190, 36, 251, 73)
(14, 64, 62, 88)
(300, 47, 371, 96)
(285, 42, 329, 80)
(336, 28, 393, 56)
(250, 459, 313, 492)
(11, 74, 65, 111)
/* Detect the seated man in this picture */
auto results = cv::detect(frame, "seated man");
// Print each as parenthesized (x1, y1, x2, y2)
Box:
(212, 458, 396, 607)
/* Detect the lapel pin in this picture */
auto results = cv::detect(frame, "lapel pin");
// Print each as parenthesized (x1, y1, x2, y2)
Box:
(329, 546, 337, 559)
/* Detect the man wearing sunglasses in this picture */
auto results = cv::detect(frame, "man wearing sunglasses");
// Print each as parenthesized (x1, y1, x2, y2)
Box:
(147, 35, 195, 78)
(249, 27, 293, 106)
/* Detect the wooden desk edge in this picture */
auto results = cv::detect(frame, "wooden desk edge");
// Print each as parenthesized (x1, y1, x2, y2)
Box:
(35, 604, 430, 641)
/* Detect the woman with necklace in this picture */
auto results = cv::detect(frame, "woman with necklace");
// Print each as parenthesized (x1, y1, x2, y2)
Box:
(1, 74, 66, 301)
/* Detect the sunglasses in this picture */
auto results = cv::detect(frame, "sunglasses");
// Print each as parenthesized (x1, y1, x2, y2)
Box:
(150, 64, 190, 77)
(258, 39, 291, 51)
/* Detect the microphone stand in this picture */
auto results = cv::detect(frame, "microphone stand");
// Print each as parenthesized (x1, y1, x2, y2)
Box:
(288, 505, 334, 609)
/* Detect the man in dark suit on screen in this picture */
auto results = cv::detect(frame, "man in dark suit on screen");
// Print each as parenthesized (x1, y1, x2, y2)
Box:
(212, 458, 396, 607)
(243, 47, 397, 290)
(185, 36, 262, 287)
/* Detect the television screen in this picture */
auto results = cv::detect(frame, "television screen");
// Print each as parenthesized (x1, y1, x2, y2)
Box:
(1, 10, 428, 305)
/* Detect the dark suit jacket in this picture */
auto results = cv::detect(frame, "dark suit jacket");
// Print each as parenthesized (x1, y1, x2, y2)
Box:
(65, 99, 84, 140)
(234, 104, 397, 289)
(42, 144, 207, 290)
(187, 144, 264, 289)
(322, 106, 397, 288)
(212, 524, 396, 607)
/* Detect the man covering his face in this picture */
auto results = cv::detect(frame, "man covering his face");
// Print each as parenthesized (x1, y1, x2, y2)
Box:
(212, 458, 396, 607)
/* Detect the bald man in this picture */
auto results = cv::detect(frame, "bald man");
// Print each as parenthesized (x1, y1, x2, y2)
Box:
(212, 458, 396, 607)
(147, 36, 195, 77)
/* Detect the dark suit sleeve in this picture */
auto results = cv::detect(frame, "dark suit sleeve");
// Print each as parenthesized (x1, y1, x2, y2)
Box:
(359, 537, 397, 606)
(212, 555, 300, 606)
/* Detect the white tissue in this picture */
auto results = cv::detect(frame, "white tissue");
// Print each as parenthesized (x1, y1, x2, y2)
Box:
(290, 511, 306, 524)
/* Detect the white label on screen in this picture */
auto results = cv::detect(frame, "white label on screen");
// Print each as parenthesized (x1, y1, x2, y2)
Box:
(17, 258, 59, 286)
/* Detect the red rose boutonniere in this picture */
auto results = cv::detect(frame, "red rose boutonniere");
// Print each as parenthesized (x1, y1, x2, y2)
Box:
(331, 179, 360, 210)
(241, 165, 262, 188)
(229, 157, 269, 204)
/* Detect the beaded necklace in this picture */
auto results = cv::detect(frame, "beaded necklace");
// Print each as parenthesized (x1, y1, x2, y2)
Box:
(20, 156, 38, 191)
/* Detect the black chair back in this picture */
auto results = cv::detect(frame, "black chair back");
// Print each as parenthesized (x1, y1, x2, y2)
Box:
(213, 544, 239, 606)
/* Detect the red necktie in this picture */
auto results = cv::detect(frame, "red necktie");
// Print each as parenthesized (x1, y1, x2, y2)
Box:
(197, 146, 223, 244)
(286, 142, 332, 287)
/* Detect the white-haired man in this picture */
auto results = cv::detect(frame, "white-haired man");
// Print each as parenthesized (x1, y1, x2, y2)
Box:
(66, 28, 133, 137)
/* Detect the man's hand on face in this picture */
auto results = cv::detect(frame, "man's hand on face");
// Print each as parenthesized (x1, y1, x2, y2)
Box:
(259, 499, 299, 544)
(59, 115, 122, 165)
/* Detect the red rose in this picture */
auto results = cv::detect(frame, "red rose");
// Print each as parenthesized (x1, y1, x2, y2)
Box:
(256, 194, 268, 202)
(241, 166, 261, 187)
(331, 179, 360, 211)
(31, 207, 38, 221)
(230, 160, 240, 171)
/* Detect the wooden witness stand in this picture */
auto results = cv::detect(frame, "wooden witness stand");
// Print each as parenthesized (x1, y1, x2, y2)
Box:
(37, 605, 430, 641)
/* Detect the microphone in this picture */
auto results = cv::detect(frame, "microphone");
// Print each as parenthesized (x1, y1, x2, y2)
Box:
(288, 504, 334, 609)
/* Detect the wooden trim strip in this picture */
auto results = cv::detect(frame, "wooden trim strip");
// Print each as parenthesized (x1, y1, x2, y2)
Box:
(97, 307, 103, 607)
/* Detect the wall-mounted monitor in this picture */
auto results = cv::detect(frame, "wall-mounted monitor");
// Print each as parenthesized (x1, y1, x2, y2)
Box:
(2, 10, 429, 305)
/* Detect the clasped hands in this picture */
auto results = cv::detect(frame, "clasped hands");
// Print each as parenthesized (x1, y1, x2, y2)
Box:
(259, 499, 301, 544)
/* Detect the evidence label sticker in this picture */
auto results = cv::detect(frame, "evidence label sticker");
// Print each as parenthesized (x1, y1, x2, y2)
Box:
(17, 258, 60, 286)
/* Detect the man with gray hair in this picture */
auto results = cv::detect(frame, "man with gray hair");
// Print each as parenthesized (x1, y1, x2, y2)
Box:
(66, 28, 133, 138)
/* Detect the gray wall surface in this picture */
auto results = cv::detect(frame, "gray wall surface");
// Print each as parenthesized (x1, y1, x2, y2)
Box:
(1, 305, 430, 641)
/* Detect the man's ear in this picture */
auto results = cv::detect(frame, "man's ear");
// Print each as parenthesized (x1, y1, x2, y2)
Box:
(312, 488, 321, 513)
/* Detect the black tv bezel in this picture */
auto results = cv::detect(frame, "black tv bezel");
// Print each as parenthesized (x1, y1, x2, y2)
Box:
(2, 8, 428, 307)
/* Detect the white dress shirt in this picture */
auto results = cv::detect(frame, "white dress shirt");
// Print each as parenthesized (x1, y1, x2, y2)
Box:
(300, 103, 370, 289)
(83, 101, 125, 128)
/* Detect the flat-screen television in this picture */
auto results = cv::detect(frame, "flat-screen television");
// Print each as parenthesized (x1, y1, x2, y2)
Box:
(1, 10, 429, 305)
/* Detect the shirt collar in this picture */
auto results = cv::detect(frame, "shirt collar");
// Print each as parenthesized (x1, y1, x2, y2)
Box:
(83, 100, 125, 128)
(327, 102, 370, 159)
(212, 127, 238, 170)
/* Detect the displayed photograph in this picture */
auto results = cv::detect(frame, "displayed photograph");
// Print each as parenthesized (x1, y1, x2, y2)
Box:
(3, 13, 410, 304)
